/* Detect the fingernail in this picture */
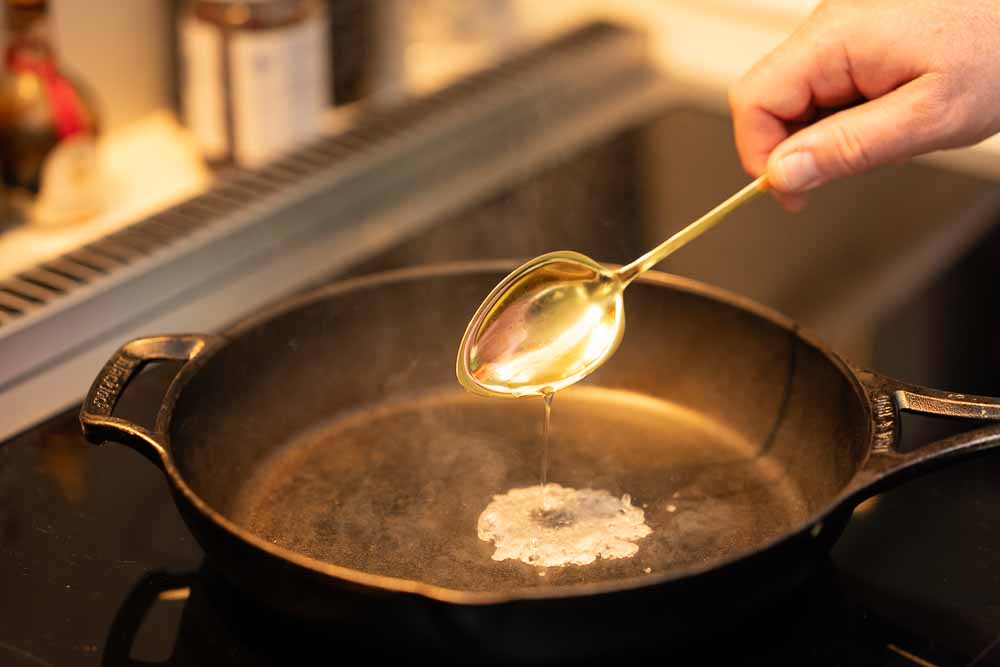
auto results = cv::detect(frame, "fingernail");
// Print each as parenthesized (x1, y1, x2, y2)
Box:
(773, 152, 821, 192)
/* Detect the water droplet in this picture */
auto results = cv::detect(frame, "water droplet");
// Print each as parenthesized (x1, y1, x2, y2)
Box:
(666, 504, 677, 513)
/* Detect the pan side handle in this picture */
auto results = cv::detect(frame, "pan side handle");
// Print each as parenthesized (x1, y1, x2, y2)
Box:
(850, 370, 1000, 495)
(79, 335, 224, 467)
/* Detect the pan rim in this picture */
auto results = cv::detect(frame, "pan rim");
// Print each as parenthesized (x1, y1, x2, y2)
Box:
(162, 260, 874, 605)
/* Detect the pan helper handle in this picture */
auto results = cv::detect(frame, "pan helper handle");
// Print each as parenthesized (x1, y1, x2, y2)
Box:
(849, 370, 1000, 498)
(80, 334, 224, 466)
(892, 383, 1000, 421)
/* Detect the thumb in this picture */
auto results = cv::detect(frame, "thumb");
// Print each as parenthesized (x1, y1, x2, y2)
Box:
(767, 76, 955, 193)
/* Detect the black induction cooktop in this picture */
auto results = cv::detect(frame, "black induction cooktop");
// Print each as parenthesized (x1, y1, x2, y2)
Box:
(3, 361, 1000, 667)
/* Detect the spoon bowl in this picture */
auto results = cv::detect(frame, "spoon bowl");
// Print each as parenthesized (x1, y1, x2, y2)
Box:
(456, 251, 624, 398)
(457, 175, 769, 398)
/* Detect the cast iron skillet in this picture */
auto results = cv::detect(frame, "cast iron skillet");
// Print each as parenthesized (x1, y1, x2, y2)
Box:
(81, 262, 1000, 661)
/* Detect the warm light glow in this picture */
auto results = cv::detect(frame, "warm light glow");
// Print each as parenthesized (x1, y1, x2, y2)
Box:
(16, 74, 40, 101)
(0, 111, 210, 281)
(582, 307, 618, 362)
(473, 289, 618, 396)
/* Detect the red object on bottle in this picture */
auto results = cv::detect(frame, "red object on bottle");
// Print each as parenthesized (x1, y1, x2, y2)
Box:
(6, 47, 87, 139)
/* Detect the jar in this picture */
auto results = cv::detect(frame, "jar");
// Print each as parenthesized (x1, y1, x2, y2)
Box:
(179, 0, 330, 168)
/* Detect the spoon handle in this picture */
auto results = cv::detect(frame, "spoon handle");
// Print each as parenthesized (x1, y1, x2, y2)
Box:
(616, 174, 769, 285)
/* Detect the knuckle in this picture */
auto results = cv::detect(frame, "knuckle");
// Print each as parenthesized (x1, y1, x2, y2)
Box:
(728, 60, 770, 117)
(910, 78, 965, 142)
(829, 123, 873, 175)
(727, 84, 749, 116)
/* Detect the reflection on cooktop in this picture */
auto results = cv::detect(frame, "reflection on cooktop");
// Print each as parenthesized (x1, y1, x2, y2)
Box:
(97, 559, 951, 667)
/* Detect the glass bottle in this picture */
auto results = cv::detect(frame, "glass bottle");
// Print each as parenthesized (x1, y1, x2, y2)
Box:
(0, 0, 103, 226)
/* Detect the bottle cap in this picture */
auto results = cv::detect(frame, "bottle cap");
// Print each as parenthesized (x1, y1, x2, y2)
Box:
(5, 0, 48, 32)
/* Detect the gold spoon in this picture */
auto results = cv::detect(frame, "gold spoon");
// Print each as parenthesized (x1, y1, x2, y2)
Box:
(456, 175, 769, 398)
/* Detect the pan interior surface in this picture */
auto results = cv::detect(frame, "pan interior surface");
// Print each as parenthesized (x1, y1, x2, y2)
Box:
(230, 384, 809, 592)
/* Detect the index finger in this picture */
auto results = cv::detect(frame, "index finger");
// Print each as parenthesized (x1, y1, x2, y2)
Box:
(729, 30, 832, 176)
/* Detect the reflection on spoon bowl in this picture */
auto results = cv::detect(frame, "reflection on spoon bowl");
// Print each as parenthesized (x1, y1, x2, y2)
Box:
(456, 251, 624, 398)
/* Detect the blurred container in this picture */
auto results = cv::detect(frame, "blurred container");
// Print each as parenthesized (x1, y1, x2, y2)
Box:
(375, 0, 523, 101)
(0, 0, 103, 227)
(327, 0, 373, 105)
(178, 0, 330, 168)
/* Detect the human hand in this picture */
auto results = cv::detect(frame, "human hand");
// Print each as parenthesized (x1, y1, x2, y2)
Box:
(729, 0, 1000, 210)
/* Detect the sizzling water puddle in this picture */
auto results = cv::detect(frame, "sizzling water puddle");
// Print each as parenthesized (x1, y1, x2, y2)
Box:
(478, 483, 651, 567)
(478, 393, 652, 568)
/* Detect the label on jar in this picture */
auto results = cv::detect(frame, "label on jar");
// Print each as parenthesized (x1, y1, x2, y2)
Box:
(180, 15, 228, 162)
(180, 12, 330, 168)
(230, 17, 329, 167)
